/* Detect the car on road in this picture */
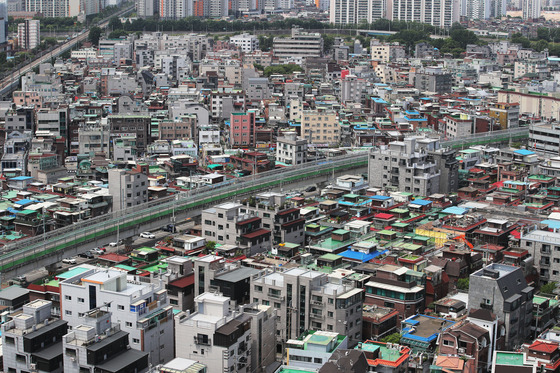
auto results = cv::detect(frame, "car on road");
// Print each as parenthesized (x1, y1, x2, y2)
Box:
(162, 224, 176, 233)
(108, 241, 121, 247)
(91, 248, 104, 255)
(140, 232, 156, 239)
(62, 258, 77, 264)
(10, 276, 27, 286)
(305, 185, 317, 193)
(78, 251, 94, 259)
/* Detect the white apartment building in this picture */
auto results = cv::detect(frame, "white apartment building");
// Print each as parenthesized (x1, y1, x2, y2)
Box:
(71, 48, 98, 61)
(276, 132, 307, 166)
(250, 267, 363, 354)
(329, 0, 386, 24)
(60, 268, 174, 366)
(390, 0, 460, 27)
(108, 168, 148, 211)
(159, 0, 191, 19)
(522, 0, 541, 19)
(370, 40, 406, 63)
(175, 293, 252, 373)
(273, 28, 323, 64)
(17, 19, 40, 50)
(230, 33, 260, 53)
(137, 0, 155, 17)
(25, 0, 81, 17)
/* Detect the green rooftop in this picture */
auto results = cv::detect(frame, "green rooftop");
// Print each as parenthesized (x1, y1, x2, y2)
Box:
(392, 223, 409, 228)
(142, 262, 168, 273)
(17, 209, 36, 215)
(115, 264, 137, 272)
(319, 253, 342, 261)
(390, 208, 409, 214)
(57, 267, 90, 280)
(306, 223, 320, 229)
(495, 352, 524, 366)
(529, 174, 554, 180)
(45, 279, 59, 287)
(358, 342, 402, 362)
(378, 230, 397, 236)
(332, 229, 349, 235)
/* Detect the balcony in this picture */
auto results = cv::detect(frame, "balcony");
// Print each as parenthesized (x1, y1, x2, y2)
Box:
(310, 313, 324, 321)
(268, 292, 284, 301)
(311, 299, 323, 306)
(194, 336, 211, 346)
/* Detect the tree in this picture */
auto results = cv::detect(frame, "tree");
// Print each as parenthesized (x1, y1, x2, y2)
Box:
(457, 278, 469, 290)
(258, 35, 274, 51)
(541, 282, 557, 295)
(381, 332, 401, 344)
(322, 34, 335, 53)
(88, 26, 103, 46)
(205, 240, 216, 254)
(108, 16, 123, 31)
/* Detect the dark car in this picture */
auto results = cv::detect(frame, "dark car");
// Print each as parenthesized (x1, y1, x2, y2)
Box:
(78, 251, 94, 259)
(305, 186, 317, 193)
(162, 224, 177, 233)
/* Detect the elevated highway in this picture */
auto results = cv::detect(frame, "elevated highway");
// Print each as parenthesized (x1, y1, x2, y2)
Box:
(0, 153, 369, 280)
(0, 119, 531, 280)
(0, 5, 135, 100)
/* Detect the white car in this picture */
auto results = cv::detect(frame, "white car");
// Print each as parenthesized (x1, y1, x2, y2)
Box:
(140, 232, 155, 239)
(62, 258, 76, 264)
(91, 248, 104, 255)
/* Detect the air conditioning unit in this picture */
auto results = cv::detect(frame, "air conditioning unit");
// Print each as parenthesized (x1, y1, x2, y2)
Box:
(70, 357, 76, 362)
(458, 348, 466, 354)
(29, 363, 36, 370)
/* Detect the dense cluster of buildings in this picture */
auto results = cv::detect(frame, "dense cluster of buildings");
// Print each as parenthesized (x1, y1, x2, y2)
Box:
(3, 0, 560, 371)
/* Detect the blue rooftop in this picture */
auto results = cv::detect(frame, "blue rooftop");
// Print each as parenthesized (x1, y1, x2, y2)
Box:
(410, 199, 432, 206)
(10, 176, 33, 181)
(541, 220, 560, 229)
(370, 195, 391, 201)
(340, 249, 387, 262)
(371, 97, 387, 104)
(14, 199, 35, 206)
(441, 206, 468, 215)
(514, 149, 535, 156)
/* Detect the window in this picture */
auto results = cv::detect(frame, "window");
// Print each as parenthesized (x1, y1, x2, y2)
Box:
(77, 297, 84, 303)
(65, 295, 72, 300)
(443, 339, 454, 346)
(126, 322, 132, 327)
(16, 354, 26, 363)
(66, 310, 72, 315)
(133, 338, 140, 344)
(118, 305, 124, 310)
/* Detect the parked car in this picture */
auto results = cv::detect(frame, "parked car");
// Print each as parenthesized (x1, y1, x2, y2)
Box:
(140, 232, 155, 239)
(63, 258, 77, 264)
(162, 224, 176, 233)
(78, 251, 94, 259)
(91, 248, 104, 255)
(305, 185, 317, 192)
